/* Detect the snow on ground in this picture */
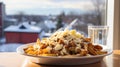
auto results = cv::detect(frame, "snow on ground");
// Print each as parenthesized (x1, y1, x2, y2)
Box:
(0, 43, 23, 52)
(0, 38, 6, 44)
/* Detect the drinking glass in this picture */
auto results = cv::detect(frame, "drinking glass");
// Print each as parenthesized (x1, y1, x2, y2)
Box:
(88, 26, 109, 46)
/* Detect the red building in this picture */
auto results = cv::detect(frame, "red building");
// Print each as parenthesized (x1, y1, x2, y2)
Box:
(4, 22, 41, 43)
(0, 2, 5, 37)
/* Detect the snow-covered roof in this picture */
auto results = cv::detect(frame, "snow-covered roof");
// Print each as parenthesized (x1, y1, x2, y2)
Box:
(44, 20, 56, 29)
(30, 21, 36, 25)
(5, 18, 17, 22)
(4, 22, 41, 33)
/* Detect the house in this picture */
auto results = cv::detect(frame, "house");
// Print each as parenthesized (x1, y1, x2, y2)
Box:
(4, 22, 41, 43)
(38, 20, 56, 32)
(4, 18, 17, 28)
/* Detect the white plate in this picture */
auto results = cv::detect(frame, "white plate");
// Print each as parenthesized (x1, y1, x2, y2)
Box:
(16, 43, 113, 65)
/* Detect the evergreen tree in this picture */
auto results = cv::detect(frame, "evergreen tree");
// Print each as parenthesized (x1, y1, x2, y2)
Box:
(56, 15, 63, 30)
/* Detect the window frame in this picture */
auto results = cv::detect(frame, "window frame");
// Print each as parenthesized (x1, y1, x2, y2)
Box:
(107, 0, 120, 49)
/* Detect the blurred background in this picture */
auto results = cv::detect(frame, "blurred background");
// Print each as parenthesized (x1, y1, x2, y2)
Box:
(0, 0, 107, 52)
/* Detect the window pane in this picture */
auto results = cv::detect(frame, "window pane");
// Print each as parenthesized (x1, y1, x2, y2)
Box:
(0, 0, 107, 52)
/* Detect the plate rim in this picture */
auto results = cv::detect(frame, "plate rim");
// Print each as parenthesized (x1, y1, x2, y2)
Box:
(16, 43, 113, 59)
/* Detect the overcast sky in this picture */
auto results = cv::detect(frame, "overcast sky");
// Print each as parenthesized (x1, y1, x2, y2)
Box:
(0, 0, 95, 15)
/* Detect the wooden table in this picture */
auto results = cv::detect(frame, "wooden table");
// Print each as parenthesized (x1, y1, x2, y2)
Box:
(0, 50, 120, 67)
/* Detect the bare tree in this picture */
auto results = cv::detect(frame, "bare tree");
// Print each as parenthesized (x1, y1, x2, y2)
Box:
(16, 11, 25, 23)
(91, 0, 105, 25)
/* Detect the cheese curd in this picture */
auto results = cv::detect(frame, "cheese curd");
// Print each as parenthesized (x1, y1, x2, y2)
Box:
(54, 44, 63, 51)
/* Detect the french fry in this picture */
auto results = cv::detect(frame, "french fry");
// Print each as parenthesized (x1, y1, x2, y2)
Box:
(36, 38, 41, 45)
(80, 49, 88, 56)
(94, 45, 103, 51)
(40, 54, 57, 56)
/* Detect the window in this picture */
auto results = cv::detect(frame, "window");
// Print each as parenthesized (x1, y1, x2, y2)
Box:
(0, 0, 109, 52)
